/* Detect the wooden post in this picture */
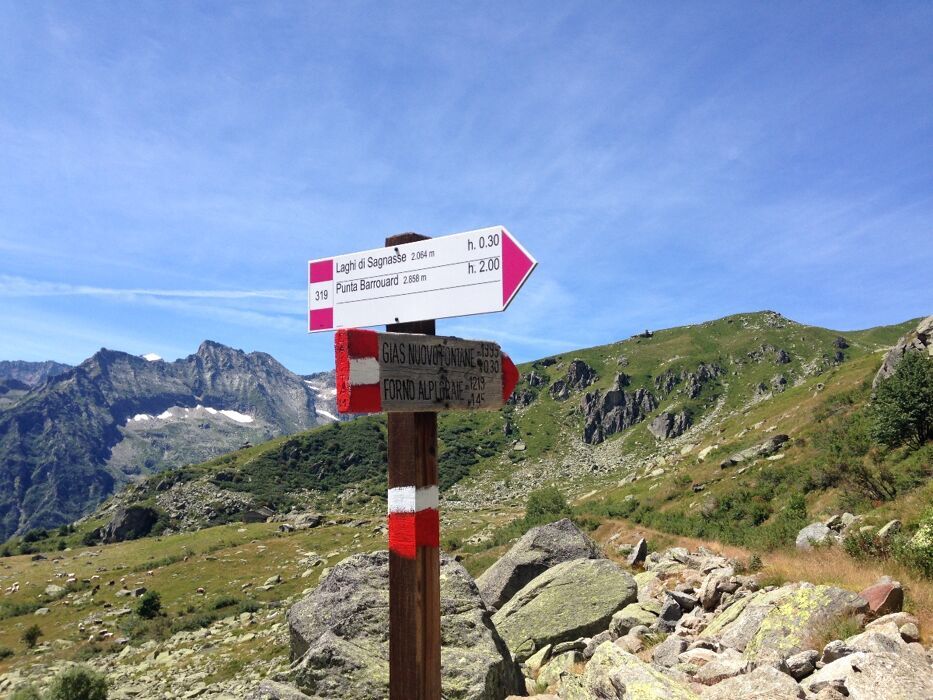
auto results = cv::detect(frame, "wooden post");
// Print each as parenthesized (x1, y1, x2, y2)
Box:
(385, 233, 441, 700)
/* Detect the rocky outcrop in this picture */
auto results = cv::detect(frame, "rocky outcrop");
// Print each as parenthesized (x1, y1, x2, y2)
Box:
(653, 363, 723, 398)
(581, 378, 658, 444)
(549, 360, 597, 401)
(100, 505, 161, 543)
(648, 410, 692, 440)
(476, 518, 604, 610)
(801, 650, 933, 699)
(287, 551, 522, 700)
(874, 315, 933, 387)
(492, 559, 637, 661)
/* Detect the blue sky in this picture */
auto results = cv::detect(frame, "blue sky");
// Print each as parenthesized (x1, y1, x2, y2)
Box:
(1, 2, 931, 374)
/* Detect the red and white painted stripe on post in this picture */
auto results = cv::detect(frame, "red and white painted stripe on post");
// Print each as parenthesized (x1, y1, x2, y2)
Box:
(335, 328, 383, 413)
(388, 485, 440, 559)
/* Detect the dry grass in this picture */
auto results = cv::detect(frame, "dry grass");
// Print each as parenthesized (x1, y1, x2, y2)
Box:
(761, 547, 933, 644)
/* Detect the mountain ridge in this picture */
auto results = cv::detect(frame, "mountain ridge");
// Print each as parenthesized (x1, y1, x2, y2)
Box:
(0, 340, 333, 540)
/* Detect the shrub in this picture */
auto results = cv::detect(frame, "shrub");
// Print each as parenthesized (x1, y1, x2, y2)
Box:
(897, 509, 933, 578)
(136, 590, 161, 619)
(524, 485, 571, 526)
(46, 666, 108, 700)
(80, 530, 99, 547)
(10, 685, 41, 700)
(0, 646, 13, 660)
(871, 351, 933, 449)
(21, 624, 42, 649)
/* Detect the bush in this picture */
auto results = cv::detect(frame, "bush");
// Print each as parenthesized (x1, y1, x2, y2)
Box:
(136, 590, 161, 619)
(46, 666, 108, 700)
(524, 485, 571, 526)
(21, 624, 42, 649)
(10, 685, 41, 700)
(872, 351, 933, 449)
(898, 508, 933, 578)
(0, 646, 13, 660)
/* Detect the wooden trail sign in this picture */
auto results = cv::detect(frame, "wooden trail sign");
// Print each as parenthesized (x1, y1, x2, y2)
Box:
(317, 229, 533, 700)
(335, 329, 520, 413)
(308, 225, 537, 332)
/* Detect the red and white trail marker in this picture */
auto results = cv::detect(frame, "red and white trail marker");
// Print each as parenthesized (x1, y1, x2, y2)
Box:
(335, 328, 520, 413)
(308, 225, 536, 332)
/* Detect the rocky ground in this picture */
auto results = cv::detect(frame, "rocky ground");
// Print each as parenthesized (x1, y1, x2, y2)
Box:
(244, 519, 931, 700)
(2, 519, 931, 699)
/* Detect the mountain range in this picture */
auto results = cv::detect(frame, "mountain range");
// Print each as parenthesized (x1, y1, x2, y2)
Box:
(0, 341, 335, 541)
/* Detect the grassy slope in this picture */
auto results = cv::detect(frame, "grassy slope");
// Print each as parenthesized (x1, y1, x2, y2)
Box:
(1, 311, 931, 682)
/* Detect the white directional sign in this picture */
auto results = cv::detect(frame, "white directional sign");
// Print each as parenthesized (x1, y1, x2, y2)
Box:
(307, 226, 536, 332)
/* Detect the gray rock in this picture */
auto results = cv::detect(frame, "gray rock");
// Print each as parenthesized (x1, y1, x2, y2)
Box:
(287, 551, 521, 700)
(558, 642, 699, 699)
(652, 635, 688, 668)
(667, 590, 698, 612)
(700, 665, 803, 699)
(101, 505, 161, 543)
(873, 315, 933, 387)
(476, 518, 604, 610)
(876, 520, 902, 541)
(899, 622, 920, 643)
(693, 648, 750, 685)
(581, 384, 658, 445)
(701, 583, 869, 666)
(657, 597, 684, 632)
(648, 411, 692, 441)
(795, 523, 835, 550)
(626, 538, 647, 568)
(492, 558, 637, 662)
(247, 681, 312, 700)
(609, 602, 659, 637)
(802, 651, 933, 699)
(820, 640, 854, 664)
(784, 649, 818, 680)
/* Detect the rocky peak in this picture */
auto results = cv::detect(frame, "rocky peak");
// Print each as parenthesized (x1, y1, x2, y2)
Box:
(874, 315, 933, 387)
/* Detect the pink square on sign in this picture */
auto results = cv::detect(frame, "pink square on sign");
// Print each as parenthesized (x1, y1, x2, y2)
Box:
(309, 308, 334, 331)
(309, 260, 334, 283)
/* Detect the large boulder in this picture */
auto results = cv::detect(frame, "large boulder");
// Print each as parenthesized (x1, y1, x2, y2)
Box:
(476, 518, 604, 610)
(287, 551, 522, 700)
(101, 505, 161, 543)
(858, 579, 903, 617)
(558, 642, 699, 699)
(801, 651, 933, 699)
(795, 523, 836, 550)
(702, 583, 869, 665)
(492, 558, 637, 661)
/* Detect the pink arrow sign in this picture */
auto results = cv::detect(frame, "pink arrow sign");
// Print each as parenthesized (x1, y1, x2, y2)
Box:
(308, 226, 537, 331)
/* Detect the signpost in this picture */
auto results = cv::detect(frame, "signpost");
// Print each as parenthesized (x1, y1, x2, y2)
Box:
(307, 225, 536, 332)
(318, 229, 535, 700)
(335, 329, 520, 413)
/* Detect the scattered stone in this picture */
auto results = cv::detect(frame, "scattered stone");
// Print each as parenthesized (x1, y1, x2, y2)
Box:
(876, 520, 902, 541)
(784, 649, 819, 680)
(898, 622, 920, 643)
(652, 635, 688, 668)
(626, 538, 648, 568)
